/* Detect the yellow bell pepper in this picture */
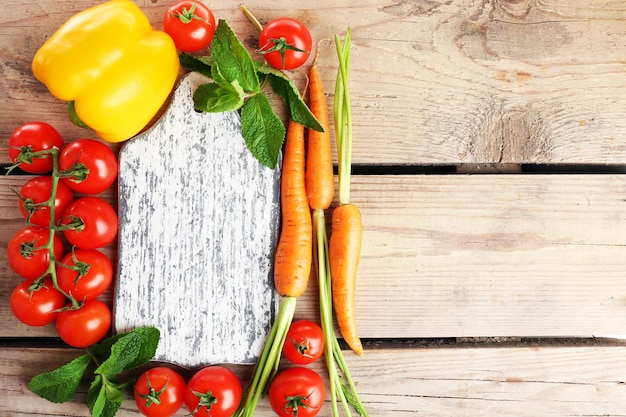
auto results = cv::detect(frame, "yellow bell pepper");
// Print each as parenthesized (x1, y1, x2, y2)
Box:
(32, 0, 179, 143)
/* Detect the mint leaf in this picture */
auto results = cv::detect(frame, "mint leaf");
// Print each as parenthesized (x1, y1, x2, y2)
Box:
(88, 334, 124, 365)
(29, 328, 160, 417)
(29, 353, 91, 403)
(212, 20, 260, 92)
(241, 93, 286, 168)
(179, 53, 213, 77)
(194, 81, 245, 113)
(95, 327, 160, 379)
(193, 62, 246, 113)
(88, 376, 123, 417)
(88, 376, 105, 417)
(259, 65, 324, 132)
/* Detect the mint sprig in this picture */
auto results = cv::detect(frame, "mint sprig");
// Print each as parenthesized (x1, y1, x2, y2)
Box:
(28, 353, 92, 403)
(29, 327, 160, 417)
(183, 19, 323, 169)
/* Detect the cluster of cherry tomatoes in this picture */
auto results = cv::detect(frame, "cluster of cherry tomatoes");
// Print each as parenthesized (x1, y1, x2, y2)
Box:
(270, 320, 326, 417)
(133, 319, 326, 417)
(164, 0, 313, 70)
(7, 121, 118, 348)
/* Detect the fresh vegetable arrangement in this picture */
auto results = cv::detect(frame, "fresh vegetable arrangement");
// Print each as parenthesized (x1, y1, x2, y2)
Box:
(235, 27, 368, 417)
(5, 1, 369, 417)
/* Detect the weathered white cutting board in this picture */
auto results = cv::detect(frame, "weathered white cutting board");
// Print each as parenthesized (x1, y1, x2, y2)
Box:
(114, 72, 281, 368)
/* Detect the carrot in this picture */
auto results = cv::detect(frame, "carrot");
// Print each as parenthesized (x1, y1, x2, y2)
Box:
(328, 28, 366, 359)
(305, 49, 344, 416)
(309, 30, 368, 417)
(305, 56, 334, 210)
(274, 119, 312, 297)
(329, 203, 363, 356)
(237, 119, 311, 417)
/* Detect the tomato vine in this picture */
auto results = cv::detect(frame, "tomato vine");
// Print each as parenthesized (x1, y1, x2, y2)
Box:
(7, 124, 118, 348)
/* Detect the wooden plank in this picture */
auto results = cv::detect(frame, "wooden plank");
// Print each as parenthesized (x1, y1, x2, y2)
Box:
(3, 174, 626, 340)
(296, 174, 626, 338)
(3, 343, 626, 416)
(2, 0, 626, 166)
(114, 72, 281, 367)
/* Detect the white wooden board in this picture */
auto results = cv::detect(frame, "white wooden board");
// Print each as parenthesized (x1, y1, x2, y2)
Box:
(114, 72, 281, 368)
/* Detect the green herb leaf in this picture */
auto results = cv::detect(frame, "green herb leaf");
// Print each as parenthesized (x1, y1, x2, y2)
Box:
(88, 375, 123, 417)
(88, 376, 105, 417)
(179, 53, 213, 77)
(95, 327, 160, 379)
(88, 334, 125, 365)
(193, 62, 246, 113)
(212, 20, 260, 92)
(241, 93, 286, 169)
(194, 80, 245, 113)
(28, 353, 91, 403)
(259, 65, 324, 132)
(28, 327, 160, 417)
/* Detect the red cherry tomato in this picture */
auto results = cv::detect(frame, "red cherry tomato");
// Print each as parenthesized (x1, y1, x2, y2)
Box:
(10, 279, 66, 326)
(268, 367, 326, 417)
(17, 176, 74, 227)
(56, 299, 111, 348)
(59, 139, 118, 194)
(59, 197, 118, 249)
(7, 226, 64, 281)
(283, 320, 325, 365)
(8, 122, 64, 174)
(56, 249, 113, 302)
(164, 1, 216, 52)
(259, 17, 312, 70)
(184, 366, 242, 417)
(135, 367, 187, 417)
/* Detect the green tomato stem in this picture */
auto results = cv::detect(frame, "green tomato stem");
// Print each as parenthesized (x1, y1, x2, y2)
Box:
(15, 147, 77, 304)
(47, 150, 79, 305)
(240, 4, 264, 33)
(172, 0, 208, 24)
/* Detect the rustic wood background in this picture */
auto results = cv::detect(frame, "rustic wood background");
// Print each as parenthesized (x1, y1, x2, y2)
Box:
(2, 0, 626, 416)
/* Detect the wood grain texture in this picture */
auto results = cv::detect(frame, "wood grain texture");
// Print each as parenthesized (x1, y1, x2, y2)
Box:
(2, 0, 626, 165)
(2, 174, 626, 340)
(115, 73, 281, 367)
(3, 344, 626, 416)
(296, 174, 626, 339)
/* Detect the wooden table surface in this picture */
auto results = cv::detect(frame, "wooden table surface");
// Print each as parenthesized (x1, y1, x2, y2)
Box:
(2, 1, 626, 416)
